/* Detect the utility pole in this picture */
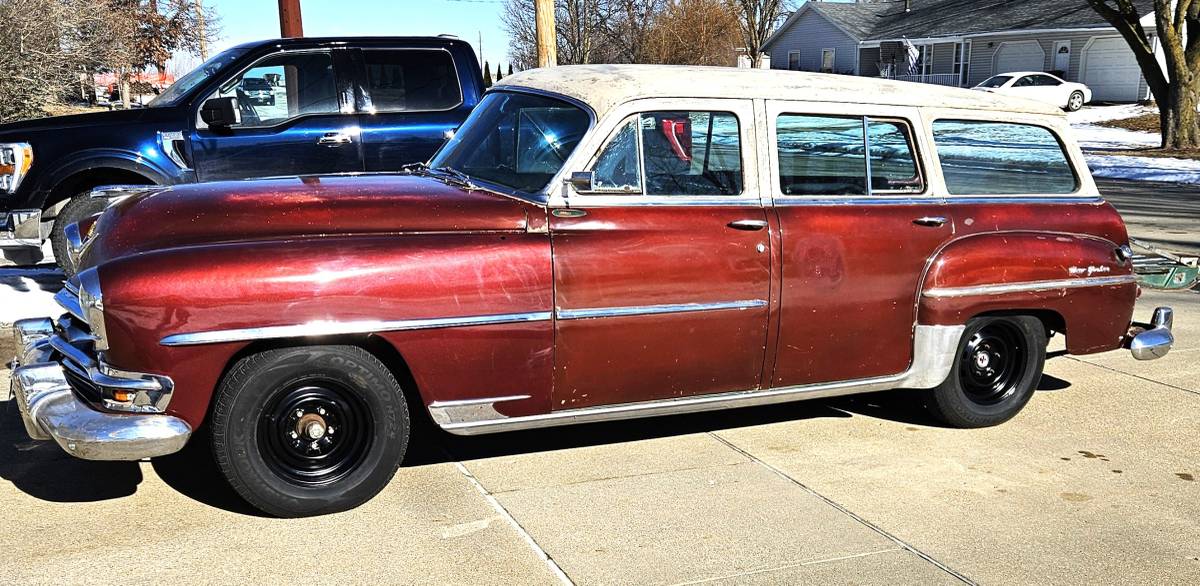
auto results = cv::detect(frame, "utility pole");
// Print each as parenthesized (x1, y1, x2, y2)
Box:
(535, 0, 556, 67)
(278, 0, 304, 38)
(195, 0, 209, 59)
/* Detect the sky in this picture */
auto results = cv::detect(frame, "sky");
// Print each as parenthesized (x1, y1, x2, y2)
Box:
(202, 0, 512, 69)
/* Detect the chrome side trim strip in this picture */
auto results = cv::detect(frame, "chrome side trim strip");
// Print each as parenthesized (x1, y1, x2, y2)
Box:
(557, 299, 767, 320)
(159, 311, 553, 346)
(427, 395, 533, 425)
(772, 196, 1102, 206)
(438, 324, 965, 435)
(923, 275, 1137, 299)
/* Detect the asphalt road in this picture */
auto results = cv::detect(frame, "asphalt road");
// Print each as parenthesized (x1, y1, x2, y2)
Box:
(0, 179, 1196, 584)
(1097, 178, 1200, 256)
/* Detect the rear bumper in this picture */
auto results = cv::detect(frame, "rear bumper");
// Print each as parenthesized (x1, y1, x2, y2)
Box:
(10, 318, 191, 461)
(0, 208, 43, 249)
(1125, 306, 1174, 361)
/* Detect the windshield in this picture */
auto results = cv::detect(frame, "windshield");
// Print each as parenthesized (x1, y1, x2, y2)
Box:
(148, 47, 250, 107)
(976, 75, 1011, 89)
(428, 91, 591, 194)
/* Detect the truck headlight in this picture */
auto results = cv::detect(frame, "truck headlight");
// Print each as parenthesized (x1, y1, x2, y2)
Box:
(77, 267, 109, 351)
(0, 142, 33, 193)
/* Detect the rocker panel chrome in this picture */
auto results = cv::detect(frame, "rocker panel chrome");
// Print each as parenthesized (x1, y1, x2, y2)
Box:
(438, 324, 965, 435)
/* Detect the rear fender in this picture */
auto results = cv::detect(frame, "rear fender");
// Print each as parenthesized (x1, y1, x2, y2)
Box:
(919, 231, 1137, 354)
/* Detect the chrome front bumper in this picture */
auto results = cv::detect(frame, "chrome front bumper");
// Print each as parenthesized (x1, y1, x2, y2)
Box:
(1126, 307, 1175, 361)
(1, 208, 43, 249)
(10, 318, 191, 460)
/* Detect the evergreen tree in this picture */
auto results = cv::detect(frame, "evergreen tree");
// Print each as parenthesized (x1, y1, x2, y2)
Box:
(482, 60, 492, 88)
(495, 64, 503, 81)
(508, 63, 513, 76)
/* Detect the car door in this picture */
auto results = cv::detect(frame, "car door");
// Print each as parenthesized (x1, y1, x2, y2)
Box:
(550, 99, 772, 410)
(767, 101, 954, 386)
(1034, 74, 1068, 107)
(190, 48, 362, 181)
(352, 48, 473, 170)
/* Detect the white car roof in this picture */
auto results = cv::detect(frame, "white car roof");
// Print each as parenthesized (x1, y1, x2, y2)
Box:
(496, 64, 1065, 119)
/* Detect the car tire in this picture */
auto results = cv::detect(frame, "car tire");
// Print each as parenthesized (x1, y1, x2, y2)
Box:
(923, 315, 1046, 428)
(1066, 91, 1085, 112)
(211, 345, 410, 518)
(51, 194, 110, 277)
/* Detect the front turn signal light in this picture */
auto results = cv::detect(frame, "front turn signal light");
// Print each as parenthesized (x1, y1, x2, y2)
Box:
(0, 142, 33, 193)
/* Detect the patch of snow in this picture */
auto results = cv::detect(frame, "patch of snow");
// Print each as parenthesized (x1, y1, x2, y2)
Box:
(1066, 104, 1154, 125)
(1085, 153, 1200, 184)
(1069, 123, 1161, 151)
(0, 266, 64, 326)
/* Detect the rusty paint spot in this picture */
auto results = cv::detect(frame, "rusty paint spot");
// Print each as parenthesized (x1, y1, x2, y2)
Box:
(1176, 473, 1195, 482)
(1061, 492, 1093, 502)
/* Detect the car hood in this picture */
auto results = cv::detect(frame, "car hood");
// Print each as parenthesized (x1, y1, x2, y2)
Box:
(81, 174, 531, 266)
(0, 107, 181, 136)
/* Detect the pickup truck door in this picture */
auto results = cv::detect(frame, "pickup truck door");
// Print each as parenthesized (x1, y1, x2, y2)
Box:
(551, 100, 772, 410)
(351, 48, 474, 170)
(189, 48, 363, 182)
(767, 103, 953, 386)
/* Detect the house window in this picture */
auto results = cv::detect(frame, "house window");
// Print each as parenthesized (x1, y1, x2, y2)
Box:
(788, 51, 801, 71)
(953, 43, 964, 74)
(960, 43, 972, 85)
(920, 45, 933, 76)
(821, 49, 835, 73)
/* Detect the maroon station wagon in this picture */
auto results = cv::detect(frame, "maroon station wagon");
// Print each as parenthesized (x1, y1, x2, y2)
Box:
(11, 65, 1174, 517)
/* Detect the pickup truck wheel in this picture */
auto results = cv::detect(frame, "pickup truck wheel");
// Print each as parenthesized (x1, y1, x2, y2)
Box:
(211, 345, 410, 517)
(51, 194, 109, 277)
(924, 316, 1046, 428)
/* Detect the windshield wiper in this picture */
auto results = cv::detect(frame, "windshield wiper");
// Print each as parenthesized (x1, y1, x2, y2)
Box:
(429, 166, 479, 190)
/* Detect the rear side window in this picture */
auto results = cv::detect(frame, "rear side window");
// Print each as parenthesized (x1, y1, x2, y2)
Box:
(363, 50, 461, 112)
(932, 120, 1077, 195)
(776, 114, 922, 196)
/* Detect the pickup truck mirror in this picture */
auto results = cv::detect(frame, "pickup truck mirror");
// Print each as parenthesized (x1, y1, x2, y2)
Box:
(200, 97, 241, 128)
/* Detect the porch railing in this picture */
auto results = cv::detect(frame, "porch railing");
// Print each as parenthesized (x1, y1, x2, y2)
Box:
(878, 73, 963, 87)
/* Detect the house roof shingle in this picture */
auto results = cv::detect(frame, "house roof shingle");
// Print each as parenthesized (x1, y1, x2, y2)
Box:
(805, 0, 1155, 41)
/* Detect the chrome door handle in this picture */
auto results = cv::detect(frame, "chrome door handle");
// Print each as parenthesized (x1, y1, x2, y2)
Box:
(728, 219, 768, 231)
(318, 133, 353, 146)
(912, 216, 948, 227)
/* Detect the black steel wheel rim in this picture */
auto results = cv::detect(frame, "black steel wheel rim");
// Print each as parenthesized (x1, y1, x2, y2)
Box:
(257, 381, 373, 486)
(959, 322, 1027, 406)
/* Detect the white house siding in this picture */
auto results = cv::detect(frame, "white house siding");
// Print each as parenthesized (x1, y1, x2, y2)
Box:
(966, 30, 1151, 100)
(931, 42, 958, 75)
(767, 9, 861, 74)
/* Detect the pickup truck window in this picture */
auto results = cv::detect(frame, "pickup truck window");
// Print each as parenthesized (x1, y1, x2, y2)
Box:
(363, 50, 461, 112)
(428, 91, 590, 193)
(590, 111, 742, 196)
(932, 120, 1077, 195)
(148, 47, 248, 107)
(215, 51, 340, 128)
(777, 114, 922, 196)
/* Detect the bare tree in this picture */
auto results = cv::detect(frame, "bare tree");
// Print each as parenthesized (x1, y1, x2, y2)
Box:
(725, 0, 784, 68)
(601, 0, 663, 63)
(1084, 0, 1199, 149)
(503, 0, 607, 68)
(0, 0, 125, 122)
(647, 0, 740, 65)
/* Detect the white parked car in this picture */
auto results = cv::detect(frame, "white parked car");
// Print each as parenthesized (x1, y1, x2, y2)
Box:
(973, 72, 1092, 112)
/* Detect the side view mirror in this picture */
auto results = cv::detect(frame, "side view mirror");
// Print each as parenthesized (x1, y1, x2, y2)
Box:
(567, 171, 594, 192)
(200, 97, 241, 128)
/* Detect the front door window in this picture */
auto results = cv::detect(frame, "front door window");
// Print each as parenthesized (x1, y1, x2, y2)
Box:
(212, 51, 340, 128)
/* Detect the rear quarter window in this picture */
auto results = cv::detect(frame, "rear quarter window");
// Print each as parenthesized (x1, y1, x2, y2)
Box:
(932, 120, 1078, 195)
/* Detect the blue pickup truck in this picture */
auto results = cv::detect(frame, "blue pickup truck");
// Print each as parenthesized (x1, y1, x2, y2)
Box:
(0, 36, 483, 269)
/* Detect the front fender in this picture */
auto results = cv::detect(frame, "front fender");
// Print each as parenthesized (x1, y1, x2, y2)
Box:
(29, 148, 183, 208)
(96, 233, 553, 429)
(919, 231, 1137, 354)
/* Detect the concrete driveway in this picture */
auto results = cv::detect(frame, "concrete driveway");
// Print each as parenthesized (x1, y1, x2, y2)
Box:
(0, 182, 1196, 584)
